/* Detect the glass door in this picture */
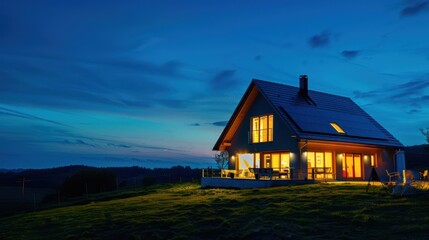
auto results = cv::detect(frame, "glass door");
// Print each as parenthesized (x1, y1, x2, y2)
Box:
(238, 153, 254, 178)
(264, 154, 271, 168)
(307, 152, 334, 179)
(344, 154, 362, 179)
(354, 155, 362, 178)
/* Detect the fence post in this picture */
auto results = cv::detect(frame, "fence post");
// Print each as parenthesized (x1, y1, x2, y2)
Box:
(33, 192, 36, 210)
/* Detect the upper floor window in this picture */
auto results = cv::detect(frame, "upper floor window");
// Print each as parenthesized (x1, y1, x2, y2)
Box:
(252, 114, 273, 143)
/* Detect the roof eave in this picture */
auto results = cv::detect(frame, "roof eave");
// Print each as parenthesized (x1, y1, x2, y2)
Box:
(212, 81, 257, 151)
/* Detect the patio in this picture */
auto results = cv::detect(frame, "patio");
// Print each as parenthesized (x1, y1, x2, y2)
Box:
(201, 177, 315, 189)
(201, 168, 316, 188)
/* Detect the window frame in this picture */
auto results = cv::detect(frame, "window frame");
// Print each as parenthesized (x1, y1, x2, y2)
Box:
(251, 114, 274, 143)
(330, 122, 346, 134)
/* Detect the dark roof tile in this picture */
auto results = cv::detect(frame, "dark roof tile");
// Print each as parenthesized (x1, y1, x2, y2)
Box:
(253, 79, 403, 147)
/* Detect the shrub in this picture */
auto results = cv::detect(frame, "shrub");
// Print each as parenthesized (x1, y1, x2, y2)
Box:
(60, 169, 116, 197)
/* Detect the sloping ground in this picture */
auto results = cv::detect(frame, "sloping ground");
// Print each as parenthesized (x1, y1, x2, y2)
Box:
(0, 186, 56, 217)
(0, 183, 429, 239)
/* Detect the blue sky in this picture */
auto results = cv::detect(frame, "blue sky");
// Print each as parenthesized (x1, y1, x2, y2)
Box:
(1, 0, 428, 169)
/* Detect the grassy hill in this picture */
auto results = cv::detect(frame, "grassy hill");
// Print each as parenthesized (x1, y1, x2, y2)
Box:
(1, 183, 429, 239)
(0, 165, 202, 216)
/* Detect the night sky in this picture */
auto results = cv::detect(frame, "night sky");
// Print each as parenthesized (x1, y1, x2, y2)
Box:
(1, 0, 428, 169)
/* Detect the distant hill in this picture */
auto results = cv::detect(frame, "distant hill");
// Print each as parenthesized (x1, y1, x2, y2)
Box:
(405, 144, 429, 153)
(0, 169, 24, 173)
(0, 165, 202, 189)
(0, 165, 203, 217)
(405, 144, 429, 170)
(0, 165, 92, 188)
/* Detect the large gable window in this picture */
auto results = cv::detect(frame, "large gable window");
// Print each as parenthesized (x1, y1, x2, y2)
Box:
(252, 114, 273, 143)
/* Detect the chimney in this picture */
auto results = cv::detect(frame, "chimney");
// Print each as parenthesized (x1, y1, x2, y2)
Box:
(299, 75, 308, 97)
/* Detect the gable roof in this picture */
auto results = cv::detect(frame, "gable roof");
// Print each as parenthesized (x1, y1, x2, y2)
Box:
(213, 79, 403, 150)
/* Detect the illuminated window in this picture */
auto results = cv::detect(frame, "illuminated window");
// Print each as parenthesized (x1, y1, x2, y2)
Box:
(254, 153, 260, 168)
(252, 114, 273, 143)
(370, 155, 376, 167)
(262, 152, 289, 171)
(307, 152, 334, 180)
(342, 153, 362, 179)
(281, 153, 289, 170)
(330, 122, 345, 134)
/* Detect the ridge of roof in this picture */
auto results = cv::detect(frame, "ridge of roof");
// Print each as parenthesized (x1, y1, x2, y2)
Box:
(252, 78, 352, 101)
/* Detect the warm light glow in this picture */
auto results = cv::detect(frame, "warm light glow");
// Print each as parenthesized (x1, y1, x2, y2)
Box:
(330, 122, 346, 134)
(272, 153, 280, 171)
(307, 151, 333, 180)
(262, 152, 289, 171)
(343, 154, 362, 179)
(237, 153, 253, 177)
(231, 155, 235, 161)
(370, 155, 375, 167)
(281, 153, 290, 170)
(354, 155, 362, 178)
(254, 153, 260, 168)
(252, 117, 259, 143)
(251, 114, 273, 143)
(260, 116, 268, 142)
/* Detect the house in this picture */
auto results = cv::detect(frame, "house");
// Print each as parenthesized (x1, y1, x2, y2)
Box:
(212, 76, 404, 182)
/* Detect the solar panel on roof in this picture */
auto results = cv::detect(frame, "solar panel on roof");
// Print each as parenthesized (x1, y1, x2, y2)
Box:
(253, 79, 402, 146)
(282, 105, 388, 140)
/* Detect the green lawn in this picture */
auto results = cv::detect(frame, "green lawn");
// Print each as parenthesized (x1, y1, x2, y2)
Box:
(0, 183, 428, 239)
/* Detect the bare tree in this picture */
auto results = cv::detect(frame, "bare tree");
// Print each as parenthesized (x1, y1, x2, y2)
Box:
(420, 128, 429, 144)
(214, 151, 229, 170)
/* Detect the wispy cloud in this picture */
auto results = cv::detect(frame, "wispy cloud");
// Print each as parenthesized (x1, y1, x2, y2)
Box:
(341, 50, 361, 59)
(63, 139, 97, 147)
(353, 74, 429, 111)
(408, 109, 421, 114)
(158, 99, 187, 109)
(400, 0, 429, 17)
(209, 70, 238, 91)
(104, 59, 184, 77)
(212, 121, 228, 127)
(308, 31, 331, 48)
(107, 143, 131, 148)
(0, 54, 188, 114)
(188, 121, 228, 127)
(0, 106, 66, 126)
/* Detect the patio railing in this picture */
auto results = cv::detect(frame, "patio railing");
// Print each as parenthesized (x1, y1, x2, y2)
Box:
(202, 167, 335, 180)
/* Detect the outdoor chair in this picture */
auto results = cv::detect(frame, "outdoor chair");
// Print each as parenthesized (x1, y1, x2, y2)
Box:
(248, 167, 255, 178)
(419, 170, 428, 181)
(386, 170, 400, 183)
